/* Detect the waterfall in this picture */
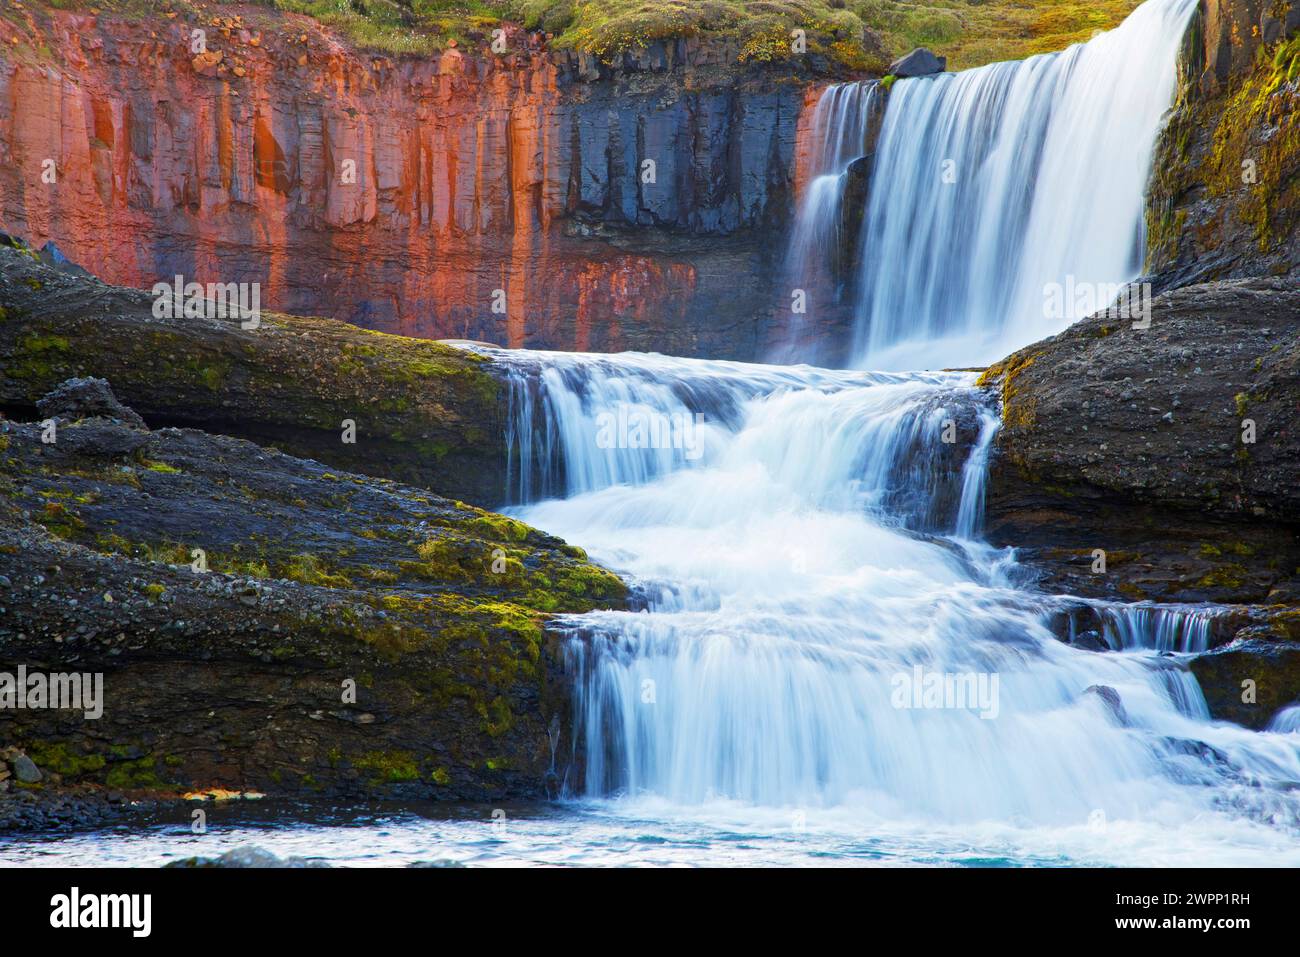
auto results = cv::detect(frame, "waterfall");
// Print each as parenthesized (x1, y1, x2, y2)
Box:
(777, 81, 881, 361)
(458, 0, 1300, 860)
(784, 0, 1199, 371)
(488, 347, 1300, 835)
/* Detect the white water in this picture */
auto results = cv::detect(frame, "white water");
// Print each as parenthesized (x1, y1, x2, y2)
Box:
(7, 0, 1297, 870)
(777, 81, 881, 361)
(784, 0, 1199, 370)
(494, 348, 1300, 862)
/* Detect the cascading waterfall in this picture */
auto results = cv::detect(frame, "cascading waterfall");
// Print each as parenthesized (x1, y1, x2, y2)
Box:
(452, 0, 1300, 865)
(488, 346, 1300, 850)
(777, 81, 881, 360)
(787, 81, 879, 277)
(787, 0, 1199, 371)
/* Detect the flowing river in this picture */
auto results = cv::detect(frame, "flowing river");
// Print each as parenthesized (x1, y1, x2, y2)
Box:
(5, 0, 1299, 867)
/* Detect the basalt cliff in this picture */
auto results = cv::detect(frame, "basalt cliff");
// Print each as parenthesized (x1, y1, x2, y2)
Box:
(0, 5, 838, 360)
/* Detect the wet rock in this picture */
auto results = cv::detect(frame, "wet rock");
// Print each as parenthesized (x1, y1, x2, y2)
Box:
(1083, 685, 1128, 725)
(983, 278, 1300, 605)
(165, 845, 330, 868)
(11, 754, 42, 784)
(36, 377, 147, 430)
(1189, 640, 1300, 729)
(889, 48, 947, 77)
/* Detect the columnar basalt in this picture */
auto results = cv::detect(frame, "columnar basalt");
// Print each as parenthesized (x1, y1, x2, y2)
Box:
(0, 8, 829, 360)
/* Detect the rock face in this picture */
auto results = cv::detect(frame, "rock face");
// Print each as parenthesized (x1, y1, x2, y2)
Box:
(1146, 0, 1299, 289)
(0, 7, 826, 360)
(981, 277, 1300, 728)
(0, 241, 508, 506)
(0, 380, 628, 806)
(982, 277, 1300, 606)
(1189, 639, 1300, 729)
(888, 48, 946, 77)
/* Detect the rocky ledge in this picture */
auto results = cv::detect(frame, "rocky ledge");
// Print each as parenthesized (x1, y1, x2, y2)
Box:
(0, 376, 627, 829)
(980, 276, 1300, 728)
(0, 240, 507, 505)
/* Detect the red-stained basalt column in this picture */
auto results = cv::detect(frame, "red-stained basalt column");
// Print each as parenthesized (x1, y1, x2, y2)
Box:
(0, 9, 822, 359)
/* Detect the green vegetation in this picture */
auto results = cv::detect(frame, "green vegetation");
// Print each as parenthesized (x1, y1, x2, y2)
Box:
(1205, 34, 1300, 250)
(354, 749, 421, 782)
(20, 0, 1143, 71)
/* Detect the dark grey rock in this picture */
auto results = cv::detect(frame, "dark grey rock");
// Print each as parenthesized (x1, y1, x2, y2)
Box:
(36, 377, 147, 431)
(1083, 685, 1128, 725)
(888, 48, 946, 78)
(164, 845, 331, 868)
(12, 754, 42, 784)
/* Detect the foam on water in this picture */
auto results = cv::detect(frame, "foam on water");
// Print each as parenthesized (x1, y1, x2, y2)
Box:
(489, 347, 1300, 861)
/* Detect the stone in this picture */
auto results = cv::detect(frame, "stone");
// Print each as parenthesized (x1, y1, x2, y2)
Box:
(984, 278, 1300, 606)
(1189, 640, 1300, 729)
(36, 377, 148, 430)
(191, 49, 223, 76)
(12, 754, 42, 783)
(1083, 685, 1128, 725)
(888, 47, 946, 78)
(164, 845, 331, 868)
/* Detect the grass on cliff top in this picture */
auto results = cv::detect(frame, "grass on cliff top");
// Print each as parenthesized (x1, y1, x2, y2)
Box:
(17, 0, 1143, 71)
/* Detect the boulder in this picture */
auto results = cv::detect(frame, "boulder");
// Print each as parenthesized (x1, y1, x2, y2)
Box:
(888, 48, 947, 78)
(0, 405, 628, 804)
(1189, 640, 1300, 729)
(1083, 685, 1128, 725)
(982, 277, 1300, 605)
(11, 754, 42, 784)
(165, 845, 329, 868)
(0, 245, 507, 506)
(36, 377, 148, 430)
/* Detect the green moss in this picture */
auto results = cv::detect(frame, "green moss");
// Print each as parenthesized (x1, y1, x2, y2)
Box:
(1206, 38, 1300, 250)
(354, 749, 420, 783)
(977, 348, 1042, 432)
(143, 583, 166, 600)
(281, 552, 353, 588)
(24, 742, 107, 778)
(430, 766, 451, 786)
(139, 458, 182, 474)
(1196, 563, 1248, 589)
(12, 332, 73, 383)
(104, 756, 168, 790)
(34, 501, 86, 540)
(357, 564, 400, 583)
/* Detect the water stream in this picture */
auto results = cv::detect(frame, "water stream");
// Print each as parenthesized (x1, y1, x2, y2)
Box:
(5, 0, 1297, 868)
